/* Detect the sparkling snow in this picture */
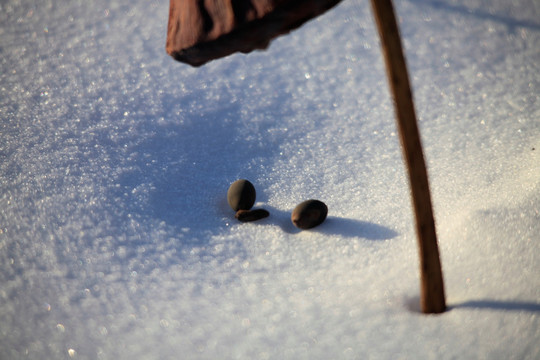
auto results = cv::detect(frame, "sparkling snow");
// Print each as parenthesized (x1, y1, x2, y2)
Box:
(1, 0, 539, 359)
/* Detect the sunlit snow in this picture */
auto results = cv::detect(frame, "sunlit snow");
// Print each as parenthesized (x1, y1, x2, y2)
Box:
(1, 0, 539, 359)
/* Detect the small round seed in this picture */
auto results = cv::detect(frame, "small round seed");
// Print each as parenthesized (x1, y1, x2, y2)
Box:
(235, 209, 270, 222)
(291, 199, 328, 229)
(227, 179, 256, 211)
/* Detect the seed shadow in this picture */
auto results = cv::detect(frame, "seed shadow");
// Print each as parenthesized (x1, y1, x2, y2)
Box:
(318, 216, 399, 240)
(262, 205, 398, 239)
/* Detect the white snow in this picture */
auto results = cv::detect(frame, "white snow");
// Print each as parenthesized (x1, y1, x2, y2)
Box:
(1, 0, 539, 359)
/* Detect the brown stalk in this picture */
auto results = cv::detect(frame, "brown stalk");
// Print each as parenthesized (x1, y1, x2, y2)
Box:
(369, 0, 446, 313)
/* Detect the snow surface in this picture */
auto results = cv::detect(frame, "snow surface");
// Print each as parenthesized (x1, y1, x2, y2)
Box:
(1, 0, 539, 358)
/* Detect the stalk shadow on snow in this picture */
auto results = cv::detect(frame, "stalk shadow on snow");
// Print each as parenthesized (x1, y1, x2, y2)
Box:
(409, 0, 540, 31)
(406, 296, 540, 313)
(451, 300, 540, 312)
(262, 205, 398, 239)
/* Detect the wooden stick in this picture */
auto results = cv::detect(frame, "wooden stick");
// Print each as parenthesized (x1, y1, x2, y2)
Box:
(369, 0, 446, 313)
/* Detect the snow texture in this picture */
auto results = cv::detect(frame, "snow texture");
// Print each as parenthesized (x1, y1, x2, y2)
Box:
(1, 0, 539, 359)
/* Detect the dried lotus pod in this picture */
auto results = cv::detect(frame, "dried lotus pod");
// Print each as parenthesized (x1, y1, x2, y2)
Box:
(227, 179, 256, 211)
(166, 0, 343, 66)
(291, 199, 328, 229)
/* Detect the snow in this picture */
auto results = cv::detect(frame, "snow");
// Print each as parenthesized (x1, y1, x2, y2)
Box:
(1, 0, 539, 358)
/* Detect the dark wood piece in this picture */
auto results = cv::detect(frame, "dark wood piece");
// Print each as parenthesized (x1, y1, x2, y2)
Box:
(235, 209, 270, 222)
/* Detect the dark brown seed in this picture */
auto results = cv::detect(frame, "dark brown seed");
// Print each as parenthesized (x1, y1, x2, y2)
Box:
(235, 209, 270, 222)
(291, 199, 328, 229)
(227, 179, 256, 211)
